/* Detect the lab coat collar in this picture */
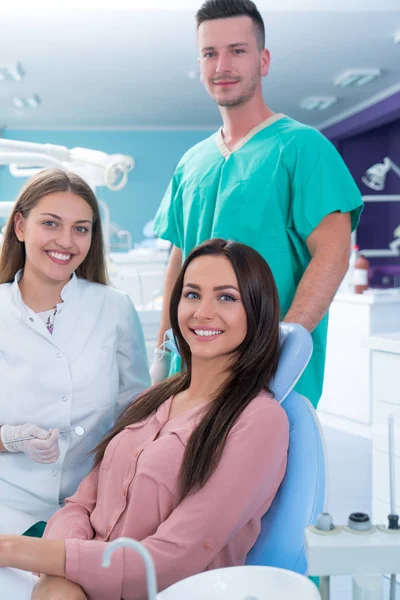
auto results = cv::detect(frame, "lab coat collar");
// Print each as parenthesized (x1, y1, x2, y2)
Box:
(11, 270, 31, 315)
(59, 272, 78, 301)
(12, 269, 78, 310)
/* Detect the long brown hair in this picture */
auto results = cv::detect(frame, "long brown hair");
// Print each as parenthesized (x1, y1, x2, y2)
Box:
(0, 168, 108, 284)
(93, 238, 281, 500)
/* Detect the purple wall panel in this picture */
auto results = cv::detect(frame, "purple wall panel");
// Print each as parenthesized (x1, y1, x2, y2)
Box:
(322, 97, 400, 271)
(339, 120, 400, 267)
(322, 90, 400, 141)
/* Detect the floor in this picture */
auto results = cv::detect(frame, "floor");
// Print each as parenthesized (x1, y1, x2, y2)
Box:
(321, 425, 399, 600)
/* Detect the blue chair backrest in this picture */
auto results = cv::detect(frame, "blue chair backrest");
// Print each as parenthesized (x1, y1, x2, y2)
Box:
(246, 323, 326, 574)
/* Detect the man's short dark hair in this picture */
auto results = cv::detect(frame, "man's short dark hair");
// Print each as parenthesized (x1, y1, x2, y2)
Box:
(196, 0, 265, 50)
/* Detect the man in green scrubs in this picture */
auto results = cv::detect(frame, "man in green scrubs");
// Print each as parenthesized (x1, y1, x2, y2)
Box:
(152, 0, 363, 408)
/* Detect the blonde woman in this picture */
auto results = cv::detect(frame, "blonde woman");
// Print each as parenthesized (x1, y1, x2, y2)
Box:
(0, 169, 150, 537)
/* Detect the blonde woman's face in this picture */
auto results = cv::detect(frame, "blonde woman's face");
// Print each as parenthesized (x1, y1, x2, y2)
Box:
(14, 191, 93, 285)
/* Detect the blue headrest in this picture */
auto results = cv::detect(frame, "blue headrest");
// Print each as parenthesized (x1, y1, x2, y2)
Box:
(271, 323, 313, 403)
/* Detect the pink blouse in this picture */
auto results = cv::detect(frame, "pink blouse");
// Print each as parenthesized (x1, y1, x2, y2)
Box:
(44, 392, 289, 600)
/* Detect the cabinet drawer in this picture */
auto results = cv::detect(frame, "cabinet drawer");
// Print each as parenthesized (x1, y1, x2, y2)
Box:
(372, 449, 400, 505)
(372, 352, 400, 407)
(373, 402, 400, 457)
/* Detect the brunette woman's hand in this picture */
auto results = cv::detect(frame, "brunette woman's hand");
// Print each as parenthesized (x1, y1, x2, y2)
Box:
(32, 575, 87, 600)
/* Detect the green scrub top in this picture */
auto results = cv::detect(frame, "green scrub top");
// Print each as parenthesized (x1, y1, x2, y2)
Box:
(153, 114, 363, 407)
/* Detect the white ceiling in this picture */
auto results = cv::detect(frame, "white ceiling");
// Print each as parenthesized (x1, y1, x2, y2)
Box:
(0, 2, 399, 130)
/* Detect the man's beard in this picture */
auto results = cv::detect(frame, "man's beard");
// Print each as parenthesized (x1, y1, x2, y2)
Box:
(214, 76, 258, 108)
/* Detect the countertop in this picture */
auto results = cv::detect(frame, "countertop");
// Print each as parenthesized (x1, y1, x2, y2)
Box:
(335, 290, 400, 305)
(363, 331, 400, 354)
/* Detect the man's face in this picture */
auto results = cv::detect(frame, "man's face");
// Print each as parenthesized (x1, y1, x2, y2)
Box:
(197, 15, 269, 108)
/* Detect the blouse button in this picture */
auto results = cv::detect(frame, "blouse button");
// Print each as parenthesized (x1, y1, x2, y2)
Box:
(122, 489, 127, 497)
(203, 542, 212, 550)
(134, 451, 139, 458)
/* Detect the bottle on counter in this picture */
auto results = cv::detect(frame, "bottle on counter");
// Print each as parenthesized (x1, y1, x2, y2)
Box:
(353, 245, 369, 294)
(345, 245, 358, 293)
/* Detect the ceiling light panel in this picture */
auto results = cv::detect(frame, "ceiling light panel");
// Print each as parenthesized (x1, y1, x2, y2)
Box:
(12, 95, 41, 109)
(0, 63, 24, 82)
(26, 94, 41, 108)
(12, 96, 25, 108)
(300, 96, 338, 111)
(334, 68, 381, 88)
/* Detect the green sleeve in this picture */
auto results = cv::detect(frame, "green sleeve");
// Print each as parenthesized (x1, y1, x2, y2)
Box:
(153, 174, 183, 249)
(287, 129, 364, 240)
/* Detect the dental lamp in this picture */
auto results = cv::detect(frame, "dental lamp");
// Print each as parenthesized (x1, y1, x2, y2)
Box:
(362, 157, 400, 192)
(0, 139, 135, 192)
(0, 139, 135, 254)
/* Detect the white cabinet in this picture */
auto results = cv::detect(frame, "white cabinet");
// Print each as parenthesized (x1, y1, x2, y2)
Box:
(364, 333, 400, 526)
(318, 293, 400, 438)
(137, 309, 162, 365)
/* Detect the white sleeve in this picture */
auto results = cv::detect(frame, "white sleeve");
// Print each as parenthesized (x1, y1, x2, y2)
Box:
(116, 294, 151, 416)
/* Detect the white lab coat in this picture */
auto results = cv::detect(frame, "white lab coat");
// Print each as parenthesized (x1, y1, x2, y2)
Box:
(0, 271, 150, 533)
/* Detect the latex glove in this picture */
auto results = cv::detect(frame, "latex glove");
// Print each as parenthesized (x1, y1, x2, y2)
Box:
(149, 348, 171, 384)
(1, 424, 60, 464)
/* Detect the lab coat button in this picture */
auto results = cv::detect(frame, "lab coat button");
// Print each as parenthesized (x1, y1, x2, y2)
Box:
(56, 352, 63, 358)
(61, 396, 68, 402)
(29, 317, 34, 322)
(61, 435, 67, 441)
(52, 471, 58, 477)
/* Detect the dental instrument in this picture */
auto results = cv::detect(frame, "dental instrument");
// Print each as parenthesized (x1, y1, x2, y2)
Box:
(4, 425, 86, 444)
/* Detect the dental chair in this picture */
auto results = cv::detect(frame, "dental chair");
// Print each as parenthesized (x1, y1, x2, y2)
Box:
(246, 322, 326, 574)
(103, 323, 326, 599)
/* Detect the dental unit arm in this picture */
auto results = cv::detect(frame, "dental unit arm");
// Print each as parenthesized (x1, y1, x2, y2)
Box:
(0, 138, 135, 192)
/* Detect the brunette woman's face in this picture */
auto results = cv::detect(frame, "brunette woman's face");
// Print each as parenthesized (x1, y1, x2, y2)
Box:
(14, 191, 93, 285)
(178, 254, 247, 361)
